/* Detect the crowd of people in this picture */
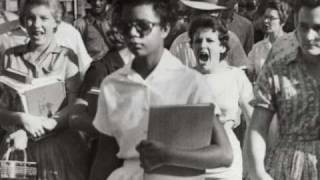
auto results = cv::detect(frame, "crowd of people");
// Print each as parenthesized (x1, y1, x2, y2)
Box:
(0, 0, 319, 180)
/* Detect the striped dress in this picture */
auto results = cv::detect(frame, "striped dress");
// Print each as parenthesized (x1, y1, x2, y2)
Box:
(252, 42, 320, 180)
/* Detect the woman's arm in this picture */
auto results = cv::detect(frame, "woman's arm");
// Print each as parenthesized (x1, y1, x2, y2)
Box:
(247, 107, 274, 180)
(0, 109, 48, 137)
(137, 114, 233, 172)
(68, 98, 99, 134)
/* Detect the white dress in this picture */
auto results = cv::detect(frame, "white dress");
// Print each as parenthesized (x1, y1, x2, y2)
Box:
(93, 50, 219, 180)
(203, 64, 253, 180)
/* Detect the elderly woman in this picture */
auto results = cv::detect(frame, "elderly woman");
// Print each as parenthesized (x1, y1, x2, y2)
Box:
(189, 15, 254, 180)
(0, 0, 88, 179)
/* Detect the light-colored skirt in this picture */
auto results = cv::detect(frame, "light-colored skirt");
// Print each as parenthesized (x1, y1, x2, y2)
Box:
(205, 122, 242, 180)
(107, 123, 242, 180)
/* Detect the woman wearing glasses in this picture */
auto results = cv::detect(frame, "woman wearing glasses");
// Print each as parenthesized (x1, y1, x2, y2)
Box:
(248, 0, 291, 81)
(92, 0, 233, 179)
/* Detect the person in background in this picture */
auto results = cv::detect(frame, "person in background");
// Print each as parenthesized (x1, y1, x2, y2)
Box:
(170, 0, 250, 71)
(248, 0, 291, 81)
(92, 0, 233, 179)
(0, 0, 89, 179)
(70, 14, 134, 179)
(74, 0, 115, 61)
(190, 15, 253, 179)
(0, 10, 19, 35)
(247, 0, 320, 179)
(218, 0, 254, 54)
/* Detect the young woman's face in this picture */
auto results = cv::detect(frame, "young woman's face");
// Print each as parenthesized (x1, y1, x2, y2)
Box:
(192, 28, 225, 72)
(263, 8, 282, 34)
(120, 4, 169, 57)
(25, 5, 57, 47)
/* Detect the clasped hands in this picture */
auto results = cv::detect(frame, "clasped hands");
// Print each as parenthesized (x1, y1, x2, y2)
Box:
(6, 112, 58, 150)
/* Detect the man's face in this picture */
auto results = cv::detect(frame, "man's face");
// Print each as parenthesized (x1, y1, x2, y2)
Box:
(90, 0, 110, 15)
(296, 6, 320, 56)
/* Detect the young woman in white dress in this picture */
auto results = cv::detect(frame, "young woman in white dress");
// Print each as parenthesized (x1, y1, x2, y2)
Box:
(190, 15, 254, 180)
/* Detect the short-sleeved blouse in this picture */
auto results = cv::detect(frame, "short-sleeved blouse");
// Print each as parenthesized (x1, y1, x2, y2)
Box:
(0, 40, 80, 111)
(252, 45, 320, 179)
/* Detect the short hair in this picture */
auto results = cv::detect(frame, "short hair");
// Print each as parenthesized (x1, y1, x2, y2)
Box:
(112, 0, 178, 29)
(294, 0, 320, 13)
(188, 15, 229, 60)
(20, 0, 63, 26)
(266, 0, 291, 24)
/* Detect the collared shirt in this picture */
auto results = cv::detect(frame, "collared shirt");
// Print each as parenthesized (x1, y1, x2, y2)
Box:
(227, 13, 254, 54)
(169, 31, 250, 69)
(252, 45, 320, 140)
(0, 40, 80, 110)
(74, 12, 113, 61)
(1, 40, 79, 80)
(93, 49, 218, 159)
(0, 22, 92, 78)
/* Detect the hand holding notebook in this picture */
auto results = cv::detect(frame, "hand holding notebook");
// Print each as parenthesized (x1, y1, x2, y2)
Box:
(143, 103, 215, 176)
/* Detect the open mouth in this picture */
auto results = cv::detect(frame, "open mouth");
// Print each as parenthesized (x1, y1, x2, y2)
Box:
(198, 51, 209, 62)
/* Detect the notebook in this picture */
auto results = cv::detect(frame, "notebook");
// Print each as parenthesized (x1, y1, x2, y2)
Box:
(147, 103, 215, 176)
(0, 75, 66, 141)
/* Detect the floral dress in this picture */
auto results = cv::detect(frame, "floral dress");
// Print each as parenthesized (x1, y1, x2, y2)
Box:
(0, 40, 89, 180)
(252, 43, 320, 180)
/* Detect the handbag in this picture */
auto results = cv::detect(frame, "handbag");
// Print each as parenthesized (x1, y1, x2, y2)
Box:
(0, 147, 37, 179)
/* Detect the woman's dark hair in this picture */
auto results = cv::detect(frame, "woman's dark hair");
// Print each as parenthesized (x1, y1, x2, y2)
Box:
(19, 0, 62, 26)
(266, 0, 291, 24)
(294, 0, 320, 13)
(111, 0, 178, 29)
(188, 15, 229, 61)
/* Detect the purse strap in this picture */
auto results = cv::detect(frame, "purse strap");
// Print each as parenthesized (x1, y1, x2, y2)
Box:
(2, 147, 27, 163)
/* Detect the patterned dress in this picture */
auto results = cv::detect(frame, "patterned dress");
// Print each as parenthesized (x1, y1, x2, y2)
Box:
(252, 40, 320, 180)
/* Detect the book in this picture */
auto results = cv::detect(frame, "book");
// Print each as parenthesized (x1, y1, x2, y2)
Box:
(0, 75, 66, 141)
(0, 75, 66, 117)
(147, 103, 214, 176)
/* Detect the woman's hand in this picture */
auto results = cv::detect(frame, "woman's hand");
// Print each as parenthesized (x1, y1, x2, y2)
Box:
(6, 130, 28, 150)
(136, 140, 170, 172)
(42, 117, 57, 131)
(18, 112, 47, 137)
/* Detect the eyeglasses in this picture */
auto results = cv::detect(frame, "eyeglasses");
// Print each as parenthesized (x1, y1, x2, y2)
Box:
(117, 19, 161, 37)
(264, 16, 280, 21)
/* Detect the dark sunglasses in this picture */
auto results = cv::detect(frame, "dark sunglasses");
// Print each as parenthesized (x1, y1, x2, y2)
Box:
(117, 19, 161, 37)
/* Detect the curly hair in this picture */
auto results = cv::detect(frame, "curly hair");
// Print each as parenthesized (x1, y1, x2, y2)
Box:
(266, 0, 291, 24)
(111, 0, 178, 29)
(188, 15, 230, 61)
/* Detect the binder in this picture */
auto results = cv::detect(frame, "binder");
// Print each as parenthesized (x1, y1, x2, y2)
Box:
(147, 103, 214, 176)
